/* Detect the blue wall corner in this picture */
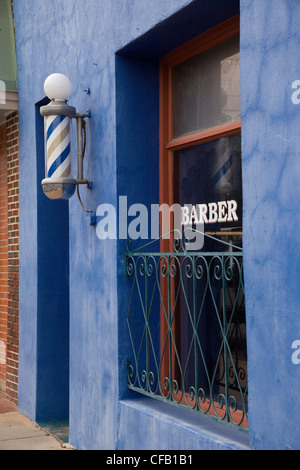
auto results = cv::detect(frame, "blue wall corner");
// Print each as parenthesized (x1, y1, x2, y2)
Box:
(35, 101, 70, 421)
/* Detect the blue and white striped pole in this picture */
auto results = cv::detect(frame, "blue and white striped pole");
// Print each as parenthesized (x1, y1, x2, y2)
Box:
(40, 72, 92, 218)
(45, 114, 72, 180)
(40, 74, 78, 200)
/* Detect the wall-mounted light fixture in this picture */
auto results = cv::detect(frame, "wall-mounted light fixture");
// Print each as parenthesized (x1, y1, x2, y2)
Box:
(40, 73, 91, 207)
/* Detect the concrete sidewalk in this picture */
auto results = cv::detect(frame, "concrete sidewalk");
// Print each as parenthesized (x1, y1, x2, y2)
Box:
(0, 392, 75, 450)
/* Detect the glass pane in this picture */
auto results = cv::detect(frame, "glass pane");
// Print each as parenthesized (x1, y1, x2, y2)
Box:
(172, 36, 240, 138)
(173, 135, 246, 418)
(173, 133, 242, 251)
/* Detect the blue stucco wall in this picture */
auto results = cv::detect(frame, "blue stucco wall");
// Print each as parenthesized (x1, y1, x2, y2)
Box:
(13, 0, 300, 450)
(240, 0, 300, 450)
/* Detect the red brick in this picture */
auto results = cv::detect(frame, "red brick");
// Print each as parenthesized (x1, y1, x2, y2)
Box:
(0, 113, 19, 405)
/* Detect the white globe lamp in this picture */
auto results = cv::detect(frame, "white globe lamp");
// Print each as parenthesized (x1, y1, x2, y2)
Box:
(44, 73, 72, 102)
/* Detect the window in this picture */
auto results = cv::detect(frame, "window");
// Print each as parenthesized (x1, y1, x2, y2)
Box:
(126, 16, 247, 429)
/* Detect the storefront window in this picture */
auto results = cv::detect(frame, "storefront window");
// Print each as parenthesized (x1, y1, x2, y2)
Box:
(126, 16, 247, 429)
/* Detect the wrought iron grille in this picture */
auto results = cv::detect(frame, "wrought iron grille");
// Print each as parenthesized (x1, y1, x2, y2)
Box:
(125, 231, 248, 430)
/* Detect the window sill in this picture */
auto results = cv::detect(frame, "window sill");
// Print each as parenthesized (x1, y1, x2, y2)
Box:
(118, 396, 250, 450)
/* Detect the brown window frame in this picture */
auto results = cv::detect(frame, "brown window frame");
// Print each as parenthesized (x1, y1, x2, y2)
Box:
(158, 15, 246, 427)
(159, 14, 241, 242)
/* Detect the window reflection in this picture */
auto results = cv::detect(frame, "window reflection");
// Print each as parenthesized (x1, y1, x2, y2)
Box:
(172, 36, 240, 138)
(173, 134, 242, 251)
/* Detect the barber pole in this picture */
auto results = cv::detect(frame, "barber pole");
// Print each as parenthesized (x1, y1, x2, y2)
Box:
(45, 114, 72, 179)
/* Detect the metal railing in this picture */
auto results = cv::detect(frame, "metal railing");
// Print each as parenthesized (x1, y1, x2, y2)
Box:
(125, 230, 248, 430)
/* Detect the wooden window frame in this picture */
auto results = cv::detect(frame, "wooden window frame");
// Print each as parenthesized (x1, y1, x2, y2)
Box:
(158, 15, 246, 427)
(159, 14, 241, 243)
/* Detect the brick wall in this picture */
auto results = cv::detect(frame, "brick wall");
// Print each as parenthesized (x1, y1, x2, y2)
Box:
(0, 123, 8, 392)
(0, 112, 19, 405)
(6, 112, 19, 404)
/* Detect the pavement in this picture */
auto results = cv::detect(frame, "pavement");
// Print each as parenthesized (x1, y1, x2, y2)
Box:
(0, 391, 75, 450)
